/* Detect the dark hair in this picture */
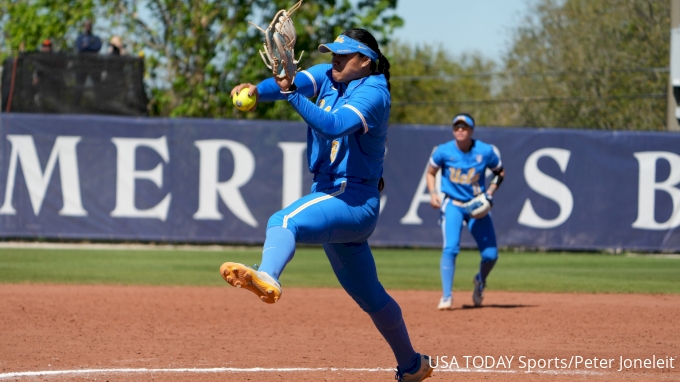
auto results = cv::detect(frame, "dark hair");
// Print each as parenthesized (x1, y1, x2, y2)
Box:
(341, 28, 391, 92)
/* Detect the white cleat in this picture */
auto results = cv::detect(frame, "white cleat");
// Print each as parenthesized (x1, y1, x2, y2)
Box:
(437, 296, 452, 310)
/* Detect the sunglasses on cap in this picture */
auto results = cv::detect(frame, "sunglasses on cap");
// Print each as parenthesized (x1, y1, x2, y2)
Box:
(452, 114, 475, 129)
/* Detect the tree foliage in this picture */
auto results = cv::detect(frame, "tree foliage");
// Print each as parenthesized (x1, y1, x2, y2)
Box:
(388, 0, 672, 130)
(388, 42, 497, 126)
(0, 0, 671, 131)
(499, 0, 670, 130)
(0, 0, 99, 58)
(106, 0, 402, 118)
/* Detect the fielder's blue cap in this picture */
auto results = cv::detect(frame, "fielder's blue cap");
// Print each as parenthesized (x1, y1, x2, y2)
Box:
(452, 114, 475, 129)
(319, 35, 379, 62)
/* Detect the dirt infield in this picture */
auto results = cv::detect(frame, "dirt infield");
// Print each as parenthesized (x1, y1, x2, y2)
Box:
(1, 284, 678, 381)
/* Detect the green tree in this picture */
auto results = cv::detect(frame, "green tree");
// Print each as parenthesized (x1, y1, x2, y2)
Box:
(500, 0, 670, 130)
(0, 0, 100, 59)
(388, 41, 498, 126)
(108, 0, 402, 117)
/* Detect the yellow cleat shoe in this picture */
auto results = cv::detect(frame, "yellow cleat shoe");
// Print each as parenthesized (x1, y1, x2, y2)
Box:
(220, 262, 282, 304)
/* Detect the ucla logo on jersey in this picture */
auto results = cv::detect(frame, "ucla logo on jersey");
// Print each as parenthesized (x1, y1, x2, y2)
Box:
(449, 167, 480, 185)
(449, 167, 482, 194)
(330, 140, 340, 163)
(476, 154, 483, 163)
(319, 99, 326, 108)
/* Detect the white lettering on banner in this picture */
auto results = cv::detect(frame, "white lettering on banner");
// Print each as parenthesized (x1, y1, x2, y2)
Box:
(518, 148, 573, 228)
(110, 136, 171, 221)
(400, 147, 442, 225)
(0, 135, 87, 216)
(278, 142, 307, 208)
(632, 152, 680, 230)
(193, 140, 258, 227)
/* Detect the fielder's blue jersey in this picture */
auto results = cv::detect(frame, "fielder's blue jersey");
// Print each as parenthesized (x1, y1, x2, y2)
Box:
(257, 64, 389, 182)
(429, 140, 502, 201)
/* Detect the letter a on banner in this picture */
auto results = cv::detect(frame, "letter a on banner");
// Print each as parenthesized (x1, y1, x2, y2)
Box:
(278, 142, 306, 208)
(400, 147, 441, 225)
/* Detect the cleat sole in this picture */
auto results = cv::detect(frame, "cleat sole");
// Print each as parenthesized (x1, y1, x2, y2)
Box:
(220, 262, 281, 304)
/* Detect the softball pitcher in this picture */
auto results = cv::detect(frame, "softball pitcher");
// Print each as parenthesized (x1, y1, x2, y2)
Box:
(426, 113, 505, 310)
(224, 28, 432, 382)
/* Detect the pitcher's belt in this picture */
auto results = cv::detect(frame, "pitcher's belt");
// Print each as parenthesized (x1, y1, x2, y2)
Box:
(313, 174, 380, 188)
(444, 195, 470, 207)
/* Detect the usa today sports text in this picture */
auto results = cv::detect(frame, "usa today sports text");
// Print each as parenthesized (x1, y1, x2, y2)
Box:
(429, 355, 676, 372)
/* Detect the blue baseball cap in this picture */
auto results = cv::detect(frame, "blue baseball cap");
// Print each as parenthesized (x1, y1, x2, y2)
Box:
(318, 35, 379, 62)
(452, 114, 475, 129)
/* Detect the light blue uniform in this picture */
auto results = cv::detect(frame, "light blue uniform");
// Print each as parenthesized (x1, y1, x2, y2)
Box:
(255, 61, 418, 369)
(258, 63, 388, 240)
(430, 139, 502, 299)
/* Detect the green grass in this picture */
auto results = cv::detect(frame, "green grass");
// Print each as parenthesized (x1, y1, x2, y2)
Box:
(0, 246, 678, 294)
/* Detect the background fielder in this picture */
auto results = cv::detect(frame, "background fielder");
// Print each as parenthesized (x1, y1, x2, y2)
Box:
(426, 113, 505, 309)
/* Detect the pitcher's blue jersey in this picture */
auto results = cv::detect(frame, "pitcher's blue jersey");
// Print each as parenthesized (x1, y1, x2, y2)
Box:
(257, 64, 389, 182)
(429, 140, 501, 201)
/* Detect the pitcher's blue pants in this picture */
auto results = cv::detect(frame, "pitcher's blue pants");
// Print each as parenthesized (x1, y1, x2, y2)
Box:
(258, 180, 418, 369)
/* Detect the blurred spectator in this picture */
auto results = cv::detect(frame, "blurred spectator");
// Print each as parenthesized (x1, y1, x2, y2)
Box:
(109, 36, 125, 56)
(75, 20, 102, 54)
(32, 40, 65, 112)
(40, 39, 53, 53)
(103, 36, 127, 96)
(74, 20, 103, 105)
(33, 39, 54, 86)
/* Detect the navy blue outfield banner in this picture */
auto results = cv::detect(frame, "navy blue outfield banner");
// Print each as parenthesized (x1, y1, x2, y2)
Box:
(0, 114, 678, 251)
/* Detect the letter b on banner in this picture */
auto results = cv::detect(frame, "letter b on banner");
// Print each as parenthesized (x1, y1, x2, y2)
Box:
(632, 152, 680, 230)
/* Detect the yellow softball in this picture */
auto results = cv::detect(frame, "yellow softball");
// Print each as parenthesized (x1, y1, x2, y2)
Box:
(233, 88, 256, 111)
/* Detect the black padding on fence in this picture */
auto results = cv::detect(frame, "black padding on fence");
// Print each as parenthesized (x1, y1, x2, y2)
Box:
(2, 53, 148, 116)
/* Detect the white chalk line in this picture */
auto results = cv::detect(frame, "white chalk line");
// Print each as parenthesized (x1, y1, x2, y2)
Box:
(0, 366, 606, 379)
(0, 241, 253, 252)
